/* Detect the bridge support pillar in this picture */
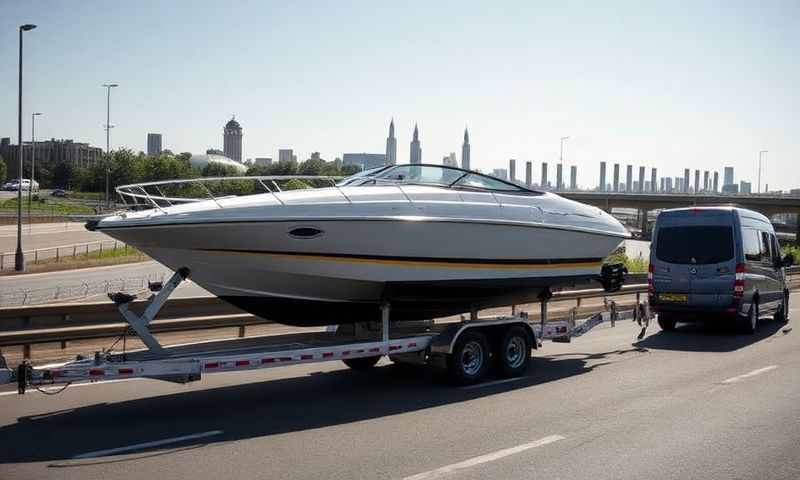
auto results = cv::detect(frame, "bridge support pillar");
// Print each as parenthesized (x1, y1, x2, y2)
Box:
(640, 209, 649, 237)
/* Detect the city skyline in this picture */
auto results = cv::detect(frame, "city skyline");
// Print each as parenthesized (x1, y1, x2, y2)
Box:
(1, 2, 798, 189)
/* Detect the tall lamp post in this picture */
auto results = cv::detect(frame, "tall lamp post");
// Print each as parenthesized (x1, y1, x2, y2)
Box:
(28, 112, 42, 224)
(758, 150, 767, 194)
(102, 83, 118, 207)
(15, 23, 37, 272)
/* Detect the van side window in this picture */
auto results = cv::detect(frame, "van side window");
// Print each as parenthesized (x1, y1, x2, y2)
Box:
(743, 229, 761, 261)
(760, 232, 772, 263)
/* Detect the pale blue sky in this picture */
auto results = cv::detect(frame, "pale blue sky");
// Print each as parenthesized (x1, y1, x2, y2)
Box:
(1, 1, 798, 189)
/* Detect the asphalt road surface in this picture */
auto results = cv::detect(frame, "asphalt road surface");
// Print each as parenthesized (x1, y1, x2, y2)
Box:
(0, 296, 798, 480)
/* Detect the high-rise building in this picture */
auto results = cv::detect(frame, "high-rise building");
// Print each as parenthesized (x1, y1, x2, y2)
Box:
(723, 167, 734, 187)
(146, 133, 162, 156)
(509, 159, 516, 182)
(223, 116, 243, 162)
(638, 166, 645, 192)
(713, 171, 719, 192)
(665, 177, 673, 192)
(385, 119, 397, 165)
(343, 153, 387, 170)
(461, 128, 470, 170)
(703, 171, 709, 192)
(650, 168, 657, 193)
(683, 168, 690, 193)
(492, 168, 508, 180)
(599, 161, 607, 191)
(613, 164, 620, 192)
(254, 157, 272, 166)
(676, 178, 683, 192)
(660, 177, 665, 192)
(570, 165, 577, 190)
(278, 149, 296, 163)
(410, 124, 422, 164)
(625, 165, 633, 192)
(541, 162, 549, 188)
(556, 164, 563, 191)
(694, 170, 700, 193)
(443, 152, 458, 167)
(644, 180, 651, 191)
(740, 181, 752, 194)
(525, 161, 532, 187)
(0, 138, 103, 178)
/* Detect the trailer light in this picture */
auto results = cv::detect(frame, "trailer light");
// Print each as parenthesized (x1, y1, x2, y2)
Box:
(235, 360, 250, 367)
(301, 354, 313, 360)
(89, 369, 104, 376)
(261, 358, 275, 364)
(322, 352, 334, 358)
(204, 362, 219, 369)
(118, 368, 134, 375)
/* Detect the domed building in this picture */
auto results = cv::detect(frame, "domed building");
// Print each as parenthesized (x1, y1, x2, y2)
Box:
(223, 116, 243, 162)
(189, 153, 247, 173)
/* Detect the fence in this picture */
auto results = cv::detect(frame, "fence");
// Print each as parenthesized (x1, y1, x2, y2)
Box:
(0, 239, 140, 272)
(0, 272, 167, 307)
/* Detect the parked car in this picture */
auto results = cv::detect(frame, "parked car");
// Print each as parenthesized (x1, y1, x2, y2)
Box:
(649, 207, 793, 334)
(1, 179, 38, 192)
(2, 181, 18, 191)
(51, 188, 67, 197)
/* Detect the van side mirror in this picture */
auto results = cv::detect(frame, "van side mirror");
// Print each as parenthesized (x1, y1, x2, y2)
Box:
(782, 254, 794, 267)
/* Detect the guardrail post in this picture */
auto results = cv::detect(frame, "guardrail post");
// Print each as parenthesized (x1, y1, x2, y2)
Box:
(1, 254, 4, 271)
(61, 341, 67, 350)
(238, 325, 246, 338)
(23, 344, 31, 360)
(576, 297, 582, 308)
(56, 247, 60, 263)
(34, 249, 38, 264)
(99, 242, 103, 257)
(73, 245, 77, 258)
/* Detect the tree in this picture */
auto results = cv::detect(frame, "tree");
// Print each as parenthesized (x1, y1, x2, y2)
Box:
(52, 161, 75, 189)
(299, 156, 325, 176)
(0, 155, 6, 183)
(201, 162, 240, 177)
(341, 164, 361, 176)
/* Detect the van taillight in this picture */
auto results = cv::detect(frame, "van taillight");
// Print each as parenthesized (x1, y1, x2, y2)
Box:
(647, 263, 654, 295)
(733, 263, 745, 299)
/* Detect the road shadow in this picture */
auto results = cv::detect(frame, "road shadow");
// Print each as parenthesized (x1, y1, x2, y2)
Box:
(0, 348, 632, 465)
(634, 319, 789, 353)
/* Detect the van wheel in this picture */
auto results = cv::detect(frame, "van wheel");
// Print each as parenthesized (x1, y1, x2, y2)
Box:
(774, 291, 789, 324)
(741, 302, 758, 334)
(446, 330, 491, 385)
(496, 326, 531, 378)
(657, 314, 676, 332)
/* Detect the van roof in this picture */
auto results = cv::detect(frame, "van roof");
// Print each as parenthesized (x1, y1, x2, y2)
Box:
(660, 206, 770, 223)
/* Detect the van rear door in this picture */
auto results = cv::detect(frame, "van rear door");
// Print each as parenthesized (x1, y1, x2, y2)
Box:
(652, 210, 736, 308)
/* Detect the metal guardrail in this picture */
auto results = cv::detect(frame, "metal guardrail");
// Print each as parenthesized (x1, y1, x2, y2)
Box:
(0, 268, 796, 359)
(0, 239, 139, 272)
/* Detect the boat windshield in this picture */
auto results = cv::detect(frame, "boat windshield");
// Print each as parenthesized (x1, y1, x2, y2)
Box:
(339, 164, 536, 193)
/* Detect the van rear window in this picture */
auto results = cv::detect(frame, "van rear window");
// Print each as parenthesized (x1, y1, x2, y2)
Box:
(655, 226, 734, 264)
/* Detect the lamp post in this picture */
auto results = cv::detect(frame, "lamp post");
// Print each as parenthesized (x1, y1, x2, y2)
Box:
(102, 83, 118, 207)
(28, 112, 42, 224)
(15, 23, 37, 272)
(758, 150, 767, 194)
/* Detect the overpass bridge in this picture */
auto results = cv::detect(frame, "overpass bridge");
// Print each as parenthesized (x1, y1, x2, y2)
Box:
(560, 191, 800, 242)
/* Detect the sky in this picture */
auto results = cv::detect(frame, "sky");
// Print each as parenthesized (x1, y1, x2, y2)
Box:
(1, 0, 798, 190)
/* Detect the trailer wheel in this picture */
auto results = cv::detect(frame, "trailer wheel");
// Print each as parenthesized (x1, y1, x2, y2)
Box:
(496, 326, 531, 378)
(657, 314, 676, 332)
(343, 356, 381, 370)
(446, 330, 490, 385)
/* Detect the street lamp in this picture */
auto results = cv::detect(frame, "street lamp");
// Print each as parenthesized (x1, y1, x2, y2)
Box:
(758, 150, 767, 194)
(102, 83, 119, 207)
(15, 23, 37, 272)
(28, 112, 42, 224)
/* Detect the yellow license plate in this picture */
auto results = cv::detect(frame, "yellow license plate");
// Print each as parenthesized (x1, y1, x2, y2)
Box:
(660, 293, 688, 302)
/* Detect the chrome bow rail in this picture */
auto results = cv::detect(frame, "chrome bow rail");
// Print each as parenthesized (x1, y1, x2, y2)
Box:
(115, 176, 344, 212)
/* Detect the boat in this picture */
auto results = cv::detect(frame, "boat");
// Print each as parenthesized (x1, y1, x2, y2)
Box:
(88, 164, 630, 326)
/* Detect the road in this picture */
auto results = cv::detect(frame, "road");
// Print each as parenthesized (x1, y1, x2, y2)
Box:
(0, 222, 118, 267)
(0, 298, 797, 480)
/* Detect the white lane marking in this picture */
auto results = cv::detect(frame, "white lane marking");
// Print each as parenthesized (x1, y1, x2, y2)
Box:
(402, 435, 565, 480)
(722, 365, 778, 384)
(460, 377, 523, 390)
(0, 378, 140, 397)
(73, 430, 223, 459)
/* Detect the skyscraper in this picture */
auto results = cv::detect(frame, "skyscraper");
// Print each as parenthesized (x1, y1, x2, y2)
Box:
(626, 165, 633, 192)
(385, 119, 397, 165)
(461, 128, 470, 170)
(694, 170, 700, 193)
(442, 152, 458, 167)
(703, 171, 709, 192)
(278, 149, 296, 163)
(509, 159, 516, 182)
(651, 168, 657, 192)
(146, 133, 162, 156)
(683, 168, 690, 193)
(410, 124, 422, 164)
(556, 164, 563, 191)
(541, 162, 549, 188)
(525, 161, 532, 187)
(713, 171, 719, 192)
(599, 161, 607, 191)
(638, 166, 645, 192)
(223, 116, 243, 162)
(570, 165, 577, 190)
(613, 164, 620, 192)
(723, 167, 734, 187)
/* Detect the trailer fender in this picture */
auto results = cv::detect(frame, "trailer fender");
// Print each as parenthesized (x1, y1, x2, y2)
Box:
(429, 319, 537, 355)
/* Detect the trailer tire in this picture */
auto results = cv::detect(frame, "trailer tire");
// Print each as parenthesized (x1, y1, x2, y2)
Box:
(343, 356, 381, 371)
(657, 314, 677, 332)
(446, 330, 490, 385)
(496, 326, 531, 378)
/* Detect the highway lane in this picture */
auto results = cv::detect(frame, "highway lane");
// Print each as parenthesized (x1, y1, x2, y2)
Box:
(0, 298, 797, 480)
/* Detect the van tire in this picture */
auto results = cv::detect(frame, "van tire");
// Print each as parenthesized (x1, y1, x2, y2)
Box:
(741, 302, 758, 334)
(774, 291, 789, 324)
(657, 314, 676, 332)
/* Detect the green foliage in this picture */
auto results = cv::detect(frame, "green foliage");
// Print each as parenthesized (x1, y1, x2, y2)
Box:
(604, 250, 649, 273)
(0, 155, 6, 183)
(781, 244, 800, 260)
(0, 197, 94, 214)
(201, 162, 240, 177)
(283, 178, 312, 190)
